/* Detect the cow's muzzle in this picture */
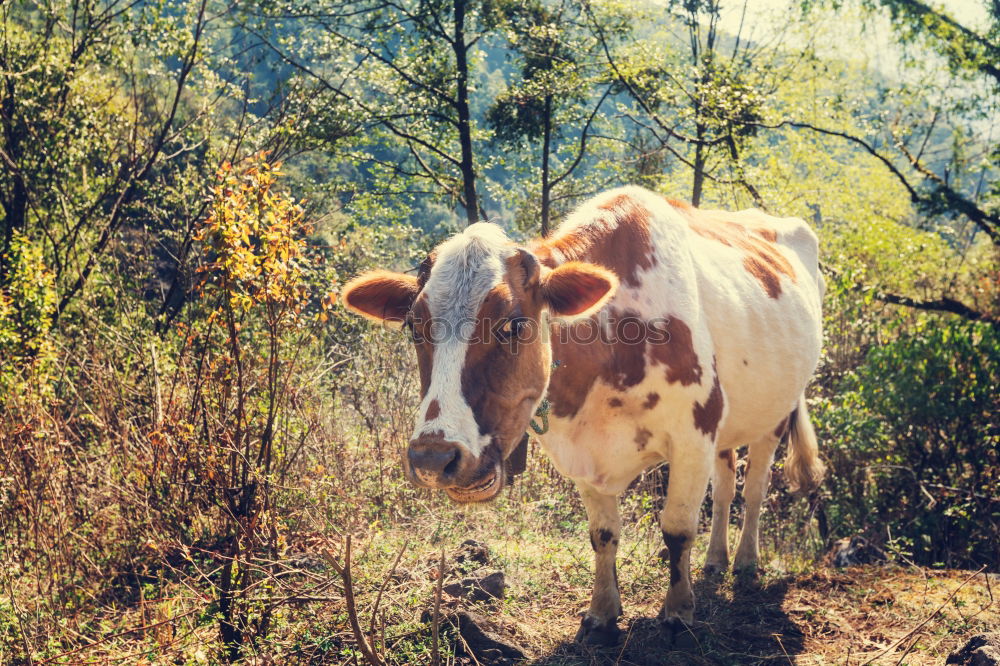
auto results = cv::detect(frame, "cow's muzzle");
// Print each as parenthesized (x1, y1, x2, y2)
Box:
(406, 432, 504, 502)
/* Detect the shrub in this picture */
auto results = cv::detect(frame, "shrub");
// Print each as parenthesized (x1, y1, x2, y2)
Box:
(815, 319, 1000, 570)
(0, 233, 57, 397)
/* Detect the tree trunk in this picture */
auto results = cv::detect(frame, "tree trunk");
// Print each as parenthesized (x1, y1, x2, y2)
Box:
(540, 94, 553, 237)
(692, 121, 706, 206)
(453, 0, 479, 226)
(1, 78, 27, 283)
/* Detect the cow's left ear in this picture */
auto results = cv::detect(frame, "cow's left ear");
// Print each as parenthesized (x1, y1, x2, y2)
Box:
(541, 262, 618, 319)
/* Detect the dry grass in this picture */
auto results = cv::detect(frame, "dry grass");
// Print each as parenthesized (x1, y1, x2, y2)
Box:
(373, 505, 998, 666)
(2, 482, 996, 665)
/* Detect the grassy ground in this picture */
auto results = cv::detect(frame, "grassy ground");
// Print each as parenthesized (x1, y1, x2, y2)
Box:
(334, 504, 998, 666)
(4, 492, 996, 665)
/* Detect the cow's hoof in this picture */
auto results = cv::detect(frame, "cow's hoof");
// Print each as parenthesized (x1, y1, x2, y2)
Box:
(732, 554, 759, 576)
(658, 601, 694, 628)
(733, 561, 761, 584)
(660, 616, 698, 649)
(703, 561, 727, 577)
(574, 615, 621, 646)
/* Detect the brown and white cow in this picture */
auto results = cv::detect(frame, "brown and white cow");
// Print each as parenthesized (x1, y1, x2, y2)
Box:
(341, 186, 825, 644)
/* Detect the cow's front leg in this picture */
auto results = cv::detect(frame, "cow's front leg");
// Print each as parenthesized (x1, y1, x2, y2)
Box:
(574, 483, 622, 646)
(659, 441, 713, 631)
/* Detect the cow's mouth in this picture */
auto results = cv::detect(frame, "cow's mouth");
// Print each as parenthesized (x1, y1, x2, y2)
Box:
(445, 464, 504, 503)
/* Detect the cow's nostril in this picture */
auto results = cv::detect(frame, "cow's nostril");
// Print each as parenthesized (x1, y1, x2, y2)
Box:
(442, 449, 460, 478)
(408, 442, 463, 484)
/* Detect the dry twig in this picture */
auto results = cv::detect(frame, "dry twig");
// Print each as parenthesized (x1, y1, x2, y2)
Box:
(431, 548, 444, 666)
(861, 566, 986, 665)
(323, 535, 384, 666)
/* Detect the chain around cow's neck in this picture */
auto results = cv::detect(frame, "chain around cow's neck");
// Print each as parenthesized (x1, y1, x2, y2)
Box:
(529, 399, 550, 435)
(528, 359, 561, 436)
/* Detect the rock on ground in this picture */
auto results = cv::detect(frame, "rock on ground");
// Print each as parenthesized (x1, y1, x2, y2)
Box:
(450, 610, 526, 665)
(454, 539, 491, 569)
(947, 633, 1000, 666)
(443, 570, 506, 602)
(824, 536, 887, 568)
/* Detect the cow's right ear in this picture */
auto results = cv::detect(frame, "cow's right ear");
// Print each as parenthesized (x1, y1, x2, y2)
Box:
(341, 271, 419, 327)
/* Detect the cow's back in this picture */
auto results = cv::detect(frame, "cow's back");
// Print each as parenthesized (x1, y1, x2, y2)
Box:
(675, 204, 823, 448)
(536, 187, 822, 491)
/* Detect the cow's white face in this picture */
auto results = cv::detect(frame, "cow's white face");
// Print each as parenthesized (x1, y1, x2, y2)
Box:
(342, 223, 617, 502)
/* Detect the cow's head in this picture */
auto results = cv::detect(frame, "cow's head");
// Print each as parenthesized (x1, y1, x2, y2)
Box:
(341, 223, 617, 502)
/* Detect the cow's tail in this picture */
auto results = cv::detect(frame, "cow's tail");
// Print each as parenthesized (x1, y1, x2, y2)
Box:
(784, 394, 825, 494)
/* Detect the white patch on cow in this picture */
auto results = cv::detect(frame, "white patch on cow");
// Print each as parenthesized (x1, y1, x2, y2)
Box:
(536, 187, 821, 497)
(412, 223, 515, 457)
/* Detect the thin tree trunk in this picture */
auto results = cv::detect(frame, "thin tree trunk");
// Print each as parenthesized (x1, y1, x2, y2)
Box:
(692, 121, 706, 206)
(1, 78, 27, 282)
(540, 94, 553, 237)
(453, 0, 479, 226)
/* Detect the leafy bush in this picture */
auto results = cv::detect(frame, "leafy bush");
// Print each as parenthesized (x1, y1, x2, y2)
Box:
(0, 233, 57, 396)
(815, 319, 999, 570)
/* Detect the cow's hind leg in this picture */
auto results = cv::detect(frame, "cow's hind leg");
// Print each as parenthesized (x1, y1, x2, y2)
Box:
(705, 448, 737, 574)
(733, 433, 781, 573)
(659, 437, 713, 630)
(574, 484, 622, 645)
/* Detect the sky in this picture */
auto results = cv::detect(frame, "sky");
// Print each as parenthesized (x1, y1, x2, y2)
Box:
(691, 0, 993, 80)
(713, 0, 990, 40)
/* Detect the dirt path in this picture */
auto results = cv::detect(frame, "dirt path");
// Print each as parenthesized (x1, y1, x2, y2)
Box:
(458, 565, 996, 665)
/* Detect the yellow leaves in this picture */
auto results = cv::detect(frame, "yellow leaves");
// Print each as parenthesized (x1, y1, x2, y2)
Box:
(195, 151, 314, 322)
(148, 430, 168, 450)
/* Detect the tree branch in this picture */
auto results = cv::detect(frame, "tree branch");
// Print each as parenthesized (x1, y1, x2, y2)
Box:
(756, 119, 1000, 245)
(872, 290, 998, 328)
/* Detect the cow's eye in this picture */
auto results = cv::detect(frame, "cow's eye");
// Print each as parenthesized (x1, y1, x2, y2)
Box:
(497, 317, 526, 343)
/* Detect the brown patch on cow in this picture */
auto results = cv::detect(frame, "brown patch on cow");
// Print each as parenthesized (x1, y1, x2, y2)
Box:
(668, 200, 795, 299)
(718, 449, 736, 473)
(744, 256, 783, 299)
(547, 325, 606, 418)
(410, 299, 435, 397)
(642, 392, 660, 410)
(634, 427, 652, 450)
(608, 397, 623, 408)
(693, 363, 724, 439)
(602, 308, 648, 390)
(548, 323, 644, 418)
(425, 400, 441, 421)
(648, 317, 702, 386)
(458, 253, 551, 460)
(547, 306, 654, 418)
(773, 416, 789, 440)
(536, 193, 656, 287)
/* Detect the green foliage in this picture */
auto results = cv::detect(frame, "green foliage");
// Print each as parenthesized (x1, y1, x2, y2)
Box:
(816, 319, 1000, 569)
(0, 233, 56, 395)
(2, 0, 1000, 662)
